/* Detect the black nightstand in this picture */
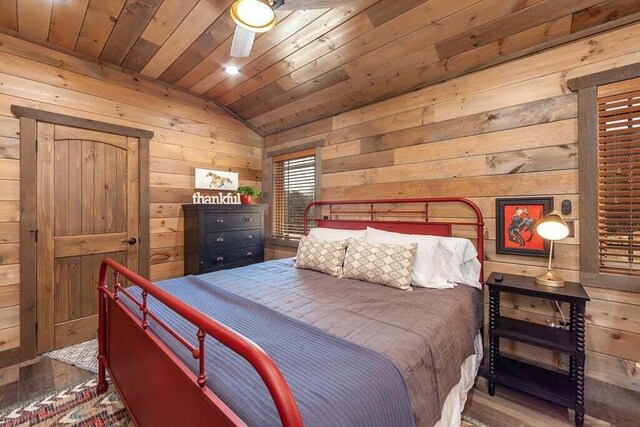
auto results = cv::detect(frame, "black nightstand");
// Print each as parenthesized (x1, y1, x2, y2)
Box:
(486, 272, 590, 427)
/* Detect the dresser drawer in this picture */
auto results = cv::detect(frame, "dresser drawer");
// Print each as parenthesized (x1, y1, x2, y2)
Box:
(203, 211, 261, 230)
(204, 229, 261, 249)
(203, 245, 262, 268)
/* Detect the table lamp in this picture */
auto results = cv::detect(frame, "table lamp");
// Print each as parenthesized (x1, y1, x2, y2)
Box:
(535, 211, 570, 287)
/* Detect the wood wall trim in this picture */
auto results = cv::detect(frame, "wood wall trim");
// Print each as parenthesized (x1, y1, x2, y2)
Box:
(575, 78, 640, 293)
(266, 140, 324, 158)
(11, 106, 155, 140)
(567, 61, 640, 91)
(18, 116, 37, 362)
(578, 86, 598, 278)
(0, 348, 21, 369)
(138, 137, 151, 280)
(15, 110, 153, 363)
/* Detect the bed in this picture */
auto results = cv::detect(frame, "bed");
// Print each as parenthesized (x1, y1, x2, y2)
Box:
(97, 198, 485, 427)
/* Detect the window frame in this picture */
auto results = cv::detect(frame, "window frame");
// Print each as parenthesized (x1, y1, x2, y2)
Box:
(265, 142, 322, 248)
(568, 64, 640, 293)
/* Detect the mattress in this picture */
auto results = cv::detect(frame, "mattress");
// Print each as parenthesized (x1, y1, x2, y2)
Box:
(184, 258, 483, 426)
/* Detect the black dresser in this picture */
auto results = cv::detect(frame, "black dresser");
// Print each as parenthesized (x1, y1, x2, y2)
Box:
(183, 204, 265, 274)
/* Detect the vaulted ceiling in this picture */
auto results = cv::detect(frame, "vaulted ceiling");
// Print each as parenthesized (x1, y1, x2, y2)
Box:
(0, 0, 639, 136)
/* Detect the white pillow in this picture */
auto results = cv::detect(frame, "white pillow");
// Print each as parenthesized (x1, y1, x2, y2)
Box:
(308, 227, 366, 242)
(365, 227, 481, 289)
(365, 227, 448, 288)
(437, 237, 482, 289)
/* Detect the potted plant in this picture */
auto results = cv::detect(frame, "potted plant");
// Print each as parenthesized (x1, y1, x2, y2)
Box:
(234, 185, 261, 204)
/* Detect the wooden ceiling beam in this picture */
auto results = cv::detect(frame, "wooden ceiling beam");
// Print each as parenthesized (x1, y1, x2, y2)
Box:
(169, 4, 282, 89)
(100, 0, 163, 65)
(247, 0, 514, 128)
(185, 9, 320, 94)
(0, 27, 264, 137)
(140, 0, 233, 79)
(121, 0, 200, 72)
(434, 0, 604, 60)
(249, 14, 640, 135)
(17, 0, 53, 40)
(159, 6, 236, 84)
(210, 0, 378, 103)
(48, 0, 90, 50)
(4, 0, 640, 138)
(75, 0, 127, 58)
(0, 0, 18, 31)
(213, 0, 441, 109)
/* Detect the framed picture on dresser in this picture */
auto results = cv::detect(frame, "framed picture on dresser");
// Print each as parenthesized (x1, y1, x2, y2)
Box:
(495, 197, 553, 257)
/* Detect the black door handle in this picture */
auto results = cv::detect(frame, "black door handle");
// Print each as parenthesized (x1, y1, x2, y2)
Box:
(122, 237, 137, 245)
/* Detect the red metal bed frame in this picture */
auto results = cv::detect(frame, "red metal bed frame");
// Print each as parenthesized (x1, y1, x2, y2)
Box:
(97, 197, 484, 426)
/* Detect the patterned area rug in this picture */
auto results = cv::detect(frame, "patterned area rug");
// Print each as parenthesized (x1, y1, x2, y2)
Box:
(0, 378, 131, 426)
(0, 373, 487, 427)
(44, 340, 99, 373)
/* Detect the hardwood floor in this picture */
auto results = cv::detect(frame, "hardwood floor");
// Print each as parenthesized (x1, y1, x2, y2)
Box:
(0, 356, 93, 409)
(464, 378, 611, 427)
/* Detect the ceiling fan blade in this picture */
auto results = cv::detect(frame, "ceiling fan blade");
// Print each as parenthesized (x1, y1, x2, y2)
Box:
(230, 26, 256, 58)
(273, 0, 351, 10)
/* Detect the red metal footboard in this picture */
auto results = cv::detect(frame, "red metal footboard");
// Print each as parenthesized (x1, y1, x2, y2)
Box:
(97, 258, 303, 427)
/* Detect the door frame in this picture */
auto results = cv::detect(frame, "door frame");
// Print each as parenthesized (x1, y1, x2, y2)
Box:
(11, 106, 153, 364)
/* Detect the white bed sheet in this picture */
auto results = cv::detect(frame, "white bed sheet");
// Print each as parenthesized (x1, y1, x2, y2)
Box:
(434, 331, 483, 427)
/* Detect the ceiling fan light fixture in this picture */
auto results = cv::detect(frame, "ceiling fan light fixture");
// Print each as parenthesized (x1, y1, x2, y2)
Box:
(231, 0, 277, 33)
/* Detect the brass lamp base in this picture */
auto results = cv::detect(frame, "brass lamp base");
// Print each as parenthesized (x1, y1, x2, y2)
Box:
(535, 269, 565, 287)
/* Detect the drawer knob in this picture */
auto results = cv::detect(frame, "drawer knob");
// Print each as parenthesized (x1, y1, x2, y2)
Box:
(246, 235, 253, 239)
(216, 237, 224, 242)
(216, 256, 224, 262)
(246, 251, 253, 257)
(216, 219, 224, 223)
(242, 217, 253, 222)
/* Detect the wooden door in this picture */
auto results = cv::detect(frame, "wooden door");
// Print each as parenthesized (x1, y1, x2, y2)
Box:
(36, 123, 139, 352)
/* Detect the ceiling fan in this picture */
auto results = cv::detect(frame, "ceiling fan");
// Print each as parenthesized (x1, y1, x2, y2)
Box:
(230, 0, 351, 58)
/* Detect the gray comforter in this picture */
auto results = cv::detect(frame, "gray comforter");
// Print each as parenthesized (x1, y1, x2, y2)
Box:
(145, 259, 482, 426)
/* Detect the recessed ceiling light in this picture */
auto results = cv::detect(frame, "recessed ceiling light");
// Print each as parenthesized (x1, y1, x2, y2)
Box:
(225, 66, 240, 75)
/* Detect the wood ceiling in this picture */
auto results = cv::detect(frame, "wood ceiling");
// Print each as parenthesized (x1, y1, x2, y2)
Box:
(0, 0, 639, 136)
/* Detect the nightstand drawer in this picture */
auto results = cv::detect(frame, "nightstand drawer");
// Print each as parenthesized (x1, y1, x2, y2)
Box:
(203, 212, 261, 230)
(204, 229, 261, 249)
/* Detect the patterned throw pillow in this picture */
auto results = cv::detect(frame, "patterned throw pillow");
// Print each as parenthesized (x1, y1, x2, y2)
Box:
(295, 236, 348, 277)
(343, 239, 418, 290)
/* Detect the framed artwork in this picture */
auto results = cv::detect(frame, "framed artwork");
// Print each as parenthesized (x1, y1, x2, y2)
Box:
(496, 197, 553, 257)
(194, 168, 239, 191)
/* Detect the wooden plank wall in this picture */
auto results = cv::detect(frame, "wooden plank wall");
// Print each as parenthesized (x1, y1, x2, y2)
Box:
(0, 33, 262, 355)
(263, 21, 640, 423)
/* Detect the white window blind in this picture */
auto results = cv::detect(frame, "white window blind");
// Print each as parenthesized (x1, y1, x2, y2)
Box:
(273, 149, 316, 239)
(597, 81, 640, 275)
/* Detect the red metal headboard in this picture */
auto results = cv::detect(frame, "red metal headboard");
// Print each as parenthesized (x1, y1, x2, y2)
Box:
(303, 197, 485, 283)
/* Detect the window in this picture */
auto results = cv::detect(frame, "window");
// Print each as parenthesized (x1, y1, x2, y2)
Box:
(597, 82, 640, 276)
(272, 148, 317, 240)
(569, 67, 640, 292)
